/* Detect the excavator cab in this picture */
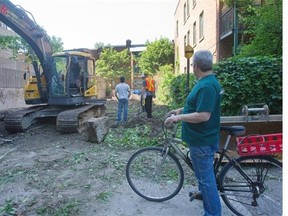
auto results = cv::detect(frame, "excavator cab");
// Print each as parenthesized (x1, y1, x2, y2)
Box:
(48, 50, 99, 106)
(23, 50, 99, 106)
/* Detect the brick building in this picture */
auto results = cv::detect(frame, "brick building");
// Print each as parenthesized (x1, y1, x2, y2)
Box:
(174, 0, 244, 74)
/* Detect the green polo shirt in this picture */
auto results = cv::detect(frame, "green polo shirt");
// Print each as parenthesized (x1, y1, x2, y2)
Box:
(181, 74, 221, 146)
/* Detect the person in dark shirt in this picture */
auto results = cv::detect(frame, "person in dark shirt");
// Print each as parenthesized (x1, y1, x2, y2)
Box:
(165, 50, 222, 216)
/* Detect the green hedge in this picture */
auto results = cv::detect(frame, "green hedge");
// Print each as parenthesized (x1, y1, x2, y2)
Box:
(169, 56, 282, 115)
(169, 74, 196, 108)
(214, 56, 282, 115)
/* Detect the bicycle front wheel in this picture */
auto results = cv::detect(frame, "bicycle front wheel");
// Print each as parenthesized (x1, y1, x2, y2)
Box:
(219, 155, 282, 216)
(126, 147, 184, 202)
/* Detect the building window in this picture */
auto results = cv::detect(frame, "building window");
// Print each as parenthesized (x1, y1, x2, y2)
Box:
(187, 0, 190, 18)
(183, 3, 187, 23)
(199, 11, 204, 40)
(187, 30, 190, 45)
(176, 20, 179, 37)
(184, 35, 187, 48)
(193, 21, 196, 45)
(176, 46, 180, 73)
(193, 0, 196, 8)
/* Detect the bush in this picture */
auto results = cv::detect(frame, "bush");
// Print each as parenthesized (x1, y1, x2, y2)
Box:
(156, 64, 175, 105)
(169, 73, 196, 108)
(166, 56, 282, 116)
(214, 56, 282, 115)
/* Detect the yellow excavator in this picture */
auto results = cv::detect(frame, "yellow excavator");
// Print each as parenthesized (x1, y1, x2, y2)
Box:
(0, 0, 106, 133)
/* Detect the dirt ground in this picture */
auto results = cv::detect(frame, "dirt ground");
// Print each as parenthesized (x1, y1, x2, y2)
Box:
(0, 99, 235, 216)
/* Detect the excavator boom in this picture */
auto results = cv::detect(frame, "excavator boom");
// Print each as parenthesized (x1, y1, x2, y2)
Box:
(0, 0, 53, 64)
(0, 0, 53, 103)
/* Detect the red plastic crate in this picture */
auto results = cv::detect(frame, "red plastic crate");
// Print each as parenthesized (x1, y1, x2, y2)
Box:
(236, 133, 282, 156)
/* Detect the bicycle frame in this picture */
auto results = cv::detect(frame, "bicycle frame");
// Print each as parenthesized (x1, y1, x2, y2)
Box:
(167, 137, 193, 169)
(162, 124, 193, 169)
(126, 123, 282, 215)
(166, 129, 258, 193)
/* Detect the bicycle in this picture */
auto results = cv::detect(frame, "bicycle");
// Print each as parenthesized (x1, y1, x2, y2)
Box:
(125, 122, 282, 216)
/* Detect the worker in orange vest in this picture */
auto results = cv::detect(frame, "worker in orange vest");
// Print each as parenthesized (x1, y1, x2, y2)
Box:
(142, 73, 156, 118)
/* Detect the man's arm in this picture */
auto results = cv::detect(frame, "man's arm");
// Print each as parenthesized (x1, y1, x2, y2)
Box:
(114, 87, 119, 100)
(127, 86, 131, 99)
(165, 108, 183, 118)
(142, 79, 147, 92)
(164, 111, 211, 125)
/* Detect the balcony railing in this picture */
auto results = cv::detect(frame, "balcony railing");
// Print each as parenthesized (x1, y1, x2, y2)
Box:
(220, 7, 234, 39)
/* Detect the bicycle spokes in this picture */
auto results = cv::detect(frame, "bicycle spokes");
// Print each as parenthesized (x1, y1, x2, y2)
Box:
(219, 156, 282, 216)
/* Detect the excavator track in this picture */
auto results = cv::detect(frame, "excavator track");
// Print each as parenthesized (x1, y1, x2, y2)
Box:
(4, 105, 47, 133)
(56, 103, 106, 133)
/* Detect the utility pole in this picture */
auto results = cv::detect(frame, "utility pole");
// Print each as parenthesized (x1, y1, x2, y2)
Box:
(126, 39, 134, 89)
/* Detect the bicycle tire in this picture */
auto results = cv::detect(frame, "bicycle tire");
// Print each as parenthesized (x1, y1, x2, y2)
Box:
(219, 155, 282, 216)
(126, 147, 184, 202)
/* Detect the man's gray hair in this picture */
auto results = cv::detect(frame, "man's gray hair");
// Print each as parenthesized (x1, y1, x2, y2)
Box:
(193, 50, 213, 72)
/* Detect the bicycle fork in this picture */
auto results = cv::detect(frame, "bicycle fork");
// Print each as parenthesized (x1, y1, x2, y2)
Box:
(155, 146, 170, 173)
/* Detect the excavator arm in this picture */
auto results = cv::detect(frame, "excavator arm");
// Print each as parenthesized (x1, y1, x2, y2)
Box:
(1, 0, 106, 134)
(0, 0, 53, 102)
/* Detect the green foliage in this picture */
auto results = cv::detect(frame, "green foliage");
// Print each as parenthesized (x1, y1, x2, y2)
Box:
(105, 126, 159, 149)
(166, 56, 282, 116)
(36, 200, 79, 216)
(0, 35, 16, 50)
(0, 34, 64, 62)
(169, 73, 196, 108)
(0, 35, 31, 60)
(95, 48, 130, 84)
(96, 191, 112, 202)
(138, 37, 174, 75)
(50, 36, 64, 53)
(94, 42, 105, 49)
(0, 199, 17, 215)
(223, 0, 282, 57)
(156, 64, 175, 104)
(237, 0, 282, 57)
(222, 0, 254, 10)
(213, 56, 282, 115)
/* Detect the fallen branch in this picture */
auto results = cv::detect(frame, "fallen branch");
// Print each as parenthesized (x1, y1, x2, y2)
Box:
(0, 148, 16, 161)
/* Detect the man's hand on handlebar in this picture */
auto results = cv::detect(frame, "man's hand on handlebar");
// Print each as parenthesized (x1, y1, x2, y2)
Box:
(164, 108, 183, 127)
(164, 108, 182, 119)
(164, 114, 179, 127)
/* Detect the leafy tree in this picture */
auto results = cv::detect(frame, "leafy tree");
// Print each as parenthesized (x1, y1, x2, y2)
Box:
(138, 37, 174, 75)
(50, 36, 64, 53)
(95, 48, 130, 86)
(237, 0, 282, 57)
(94, 42, 105, 49)
(0, 35, 15, 50)
(156, 64, 175, 105)
(0, 34, 64, 61)
(224, 0, 282, 57)
(0, 35, 29, 59)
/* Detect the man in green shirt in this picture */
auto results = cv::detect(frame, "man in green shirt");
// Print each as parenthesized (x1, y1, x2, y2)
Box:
(165, 50, 222, 216)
